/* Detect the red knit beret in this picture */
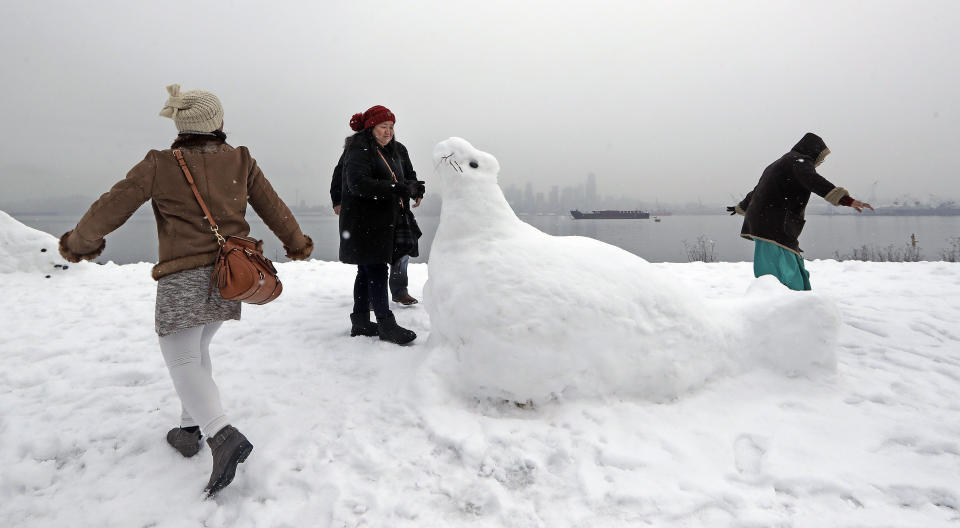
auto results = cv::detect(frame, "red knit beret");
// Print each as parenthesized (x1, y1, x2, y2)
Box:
(349, 105, 396, 131)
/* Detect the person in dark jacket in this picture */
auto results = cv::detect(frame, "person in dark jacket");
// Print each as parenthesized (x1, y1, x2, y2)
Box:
(338, 105, 425, 344)
(331, 152, 421, 306)
(729, 132, 873, 290)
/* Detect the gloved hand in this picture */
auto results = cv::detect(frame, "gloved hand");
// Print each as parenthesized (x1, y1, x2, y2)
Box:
(409, 180, 426, 199)
(840, 196, 874, 213)
(393, 181, 413, 198)
(726, 206, 737, 215)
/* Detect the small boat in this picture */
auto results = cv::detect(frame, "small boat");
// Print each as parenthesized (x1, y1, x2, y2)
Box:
(570, 209, 650, 220)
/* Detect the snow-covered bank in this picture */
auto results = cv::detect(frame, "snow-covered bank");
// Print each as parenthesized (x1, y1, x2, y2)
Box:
(2, 249, 959, 526)
(0, 261, 960, 527)
(0, 210, 69, 275)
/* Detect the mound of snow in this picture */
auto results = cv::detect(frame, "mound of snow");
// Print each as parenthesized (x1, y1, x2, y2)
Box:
(0, 210, 69, 274)
(423, 138, 838, 404)
(740, 275, 840, 372)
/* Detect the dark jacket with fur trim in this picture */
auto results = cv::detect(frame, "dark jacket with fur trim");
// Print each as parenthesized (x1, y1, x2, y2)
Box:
(59, 141, 312, 279)
(337, 132, 422, 264)
(737, 133, 849, 254)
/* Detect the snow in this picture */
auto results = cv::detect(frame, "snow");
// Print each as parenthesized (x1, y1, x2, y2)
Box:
(424, 137, 837, 404)
(2, 185, 960, 525)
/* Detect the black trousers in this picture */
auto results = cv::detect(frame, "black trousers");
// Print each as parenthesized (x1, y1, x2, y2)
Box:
(353, 263, 390, 320)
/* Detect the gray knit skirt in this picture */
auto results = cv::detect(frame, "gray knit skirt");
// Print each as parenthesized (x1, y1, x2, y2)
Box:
(155, 265, 241, 337)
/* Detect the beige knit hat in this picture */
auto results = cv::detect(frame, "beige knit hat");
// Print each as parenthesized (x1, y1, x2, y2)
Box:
(158, 84, 223, 133)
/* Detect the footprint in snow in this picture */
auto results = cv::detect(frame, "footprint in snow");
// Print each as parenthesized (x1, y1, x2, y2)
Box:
(733, 434, 768, 479)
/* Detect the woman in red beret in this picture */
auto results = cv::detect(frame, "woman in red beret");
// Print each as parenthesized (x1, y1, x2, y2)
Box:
(335, 105, 425, 344)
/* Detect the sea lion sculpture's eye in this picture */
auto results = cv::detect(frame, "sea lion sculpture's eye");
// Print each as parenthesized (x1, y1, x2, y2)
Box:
(469, 160, 479, 169)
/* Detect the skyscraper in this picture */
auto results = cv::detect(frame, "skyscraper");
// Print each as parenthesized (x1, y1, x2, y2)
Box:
(586, 173, 597, 209)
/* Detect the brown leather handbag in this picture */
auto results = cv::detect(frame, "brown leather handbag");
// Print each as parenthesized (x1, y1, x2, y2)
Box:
(173, 149, 282, 305)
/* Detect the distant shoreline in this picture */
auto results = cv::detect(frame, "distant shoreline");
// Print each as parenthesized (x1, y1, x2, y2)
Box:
(9, 210, 960, 217)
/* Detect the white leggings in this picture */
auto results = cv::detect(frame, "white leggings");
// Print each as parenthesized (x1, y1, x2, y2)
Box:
(158, 323, 229, 436)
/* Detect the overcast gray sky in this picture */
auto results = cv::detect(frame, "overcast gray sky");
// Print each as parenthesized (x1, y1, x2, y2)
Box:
(1, 0, 957, 207)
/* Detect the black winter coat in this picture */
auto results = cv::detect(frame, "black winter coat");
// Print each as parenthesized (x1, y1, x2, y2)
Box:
(336, 132, 422, 264)
(738, 133, 849, 254)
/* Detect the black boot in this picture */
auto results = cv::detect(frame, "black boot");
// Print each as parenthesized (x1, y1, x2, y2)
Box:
(350, 312, 379, 337)
(204, 425, 253, 497)
(166, 426, 202, 457)
(377, 313, 417, 345)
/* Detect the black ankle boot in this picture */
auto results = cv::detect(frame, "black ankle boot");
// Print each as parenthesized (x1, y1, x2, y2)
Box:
(377, 313, 416, 345)
(204, 425, 253, 497)
(392, 293, 419, 306)
(350, 312, 379, 337)
(166, 426, 202, 458)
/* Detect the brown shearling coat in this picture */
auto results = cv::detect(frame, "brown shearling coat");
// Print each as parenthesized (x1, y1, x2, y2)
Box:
(59, 143, 312, 279)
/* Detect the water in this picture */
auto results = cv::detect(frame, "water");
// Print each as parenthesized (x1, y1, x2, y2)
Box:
(14, 211, 959, 265)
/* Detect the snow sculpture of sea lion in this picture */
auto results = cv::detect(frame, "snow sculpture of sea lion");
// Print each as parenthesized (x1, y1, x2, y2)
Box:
(424, 137, 838, 403)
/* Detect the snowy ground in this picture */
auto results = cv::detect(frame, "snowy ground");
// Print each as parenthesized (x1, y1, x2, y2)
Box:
(2, 214, 960, 527)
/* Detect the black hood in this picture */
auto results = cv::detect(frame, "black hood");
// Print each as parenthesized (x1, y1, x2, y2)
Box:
(791, 132, 828, 159)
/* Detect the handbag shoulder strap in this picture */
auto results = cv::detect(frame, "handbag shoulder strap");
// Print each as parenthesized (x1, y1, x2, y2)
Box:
(375, 148, 399, 183)
(173, 149, 225, 245)
(376, 148, 406, 210)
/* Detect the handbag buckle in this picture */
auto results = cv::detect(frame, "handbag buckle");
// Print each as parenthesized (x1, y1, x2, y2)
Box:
(211, 226, 226, 245)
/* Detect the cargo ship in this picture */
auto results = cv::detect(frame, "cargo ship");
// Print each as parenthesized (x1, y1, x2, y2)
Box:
(570, 209, 650, 219)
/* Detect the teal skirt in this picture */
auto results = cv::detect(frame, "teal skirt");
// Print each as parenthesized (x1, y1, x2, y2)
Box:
(753, 239, 811, 291)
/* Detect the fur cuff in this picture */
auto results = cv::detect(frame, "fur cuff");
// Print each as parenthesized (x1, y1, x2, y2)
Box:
(824, 187, 849, 206)
(734, 205, 746, 216)
(284, 235, 314, 261)
(58, 231, 105, 263)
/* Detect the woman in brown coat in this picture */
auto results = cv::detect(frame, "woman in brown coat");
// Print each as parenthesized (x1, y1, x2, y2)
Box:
(59, 84, 313, 497)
